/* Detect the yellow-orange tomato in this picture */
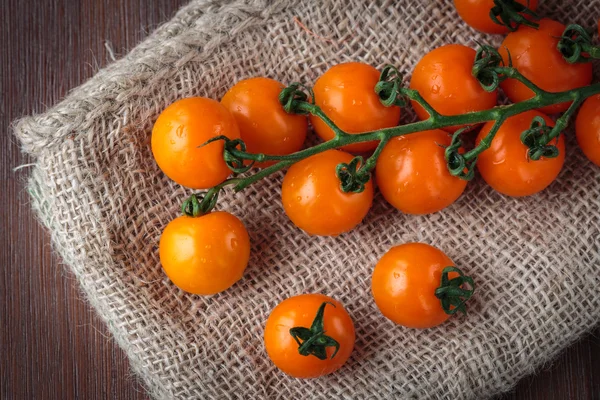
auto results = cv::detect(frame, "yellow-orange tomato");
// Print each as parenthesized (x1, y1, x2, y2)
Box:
(575, 95, 600, 167)
(311, 62, 401, 153)
(151, 97, 240, 189)
(159, 212, 250, 295)
(409, 44, 498, 132)
(264, 294, 355, 378)
(454, 0, 539, 34)
(376, 130, 468, 214)
(221, 77, 308, 167)
(281, 150, 373, 236)
(499, 19, 593, 114)
(476, 111, 565, 197)
(372, 243, 456, 329)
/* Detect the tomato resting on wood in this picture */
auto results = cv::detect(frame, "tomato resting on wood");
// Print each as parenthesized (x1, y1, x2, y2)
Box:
(221, 77, 308, 167)
(264, 293, 355, 378)
(376, 129, 468, 215)
(409, 44, 498, 132)
(281, 149, 373, 236)
(371, 243, 467, 329)
(159, 212, 250, 295)
(311, 62, 401, 153)
(499, 19, 593, 114)
(476, 110, 565, 197)
(454, 0, 539, 34)
(575, 95, 600, 167)
(151, 97, 240, 189)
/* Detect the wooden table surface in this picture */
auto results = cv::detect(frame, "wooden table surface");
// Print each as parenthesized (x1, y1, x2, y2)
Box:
(1, 1, 599, 399)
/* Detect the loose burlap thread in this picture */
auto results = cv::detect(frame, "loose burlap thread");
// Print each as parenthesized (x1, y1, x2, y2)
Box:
(14, 0, 600, 398)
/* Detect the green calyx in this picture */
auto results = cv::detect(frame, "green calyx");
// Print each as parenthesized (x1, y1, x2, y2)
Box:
(374, 65, 408, 107)
(289, 302, 340, 360)
(490, 0, 540, 32)
(181, 192, 218, 217)
(435, 267, 475, 315)
(558, 24, 600, 64)
(520, 116, 559, 161)
(336, 156, 371, 193)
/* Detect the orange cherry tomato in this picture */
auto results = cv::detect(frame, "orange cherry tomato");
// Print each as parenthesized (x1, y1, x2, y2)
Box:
(264, 293, 355, 378)
(476, 110, 565, 197)
(151, 97, 240, 189)
(376, 130, 467, 214)
(372, 243, 457, 329)
(159, 212, 250, 295)
(575, 95, 600, 167)
(221, 77, 308, 167)
(281, 149, 373, 236)
(409, 44, 498, 132)
(499, 19, 593, 114)
(311, 62, 401, 153)
(454, 0, 538, 34)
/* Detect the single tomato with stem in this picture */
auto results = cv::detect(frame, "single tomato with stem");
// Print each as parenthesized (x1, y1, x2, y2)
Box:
(221, 77, 308, 168)
(311, 62, 401, 153)
(264, 293, 355, 378)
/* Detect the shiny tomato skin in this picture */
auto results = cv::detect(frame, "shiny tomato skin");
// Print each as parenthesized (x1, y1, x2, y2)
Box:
(371, 243, 456, 329)
(376, 129, 468, 214)
(221, 77, 308, 167)
(151, 97, 240, 189)
(311, 62, 401, 153)
(476, 110, 566, 197)
(281, 149, 374, 236)
(159, 212, 250, 295)
(264, 294, 355, 378)
(575, 95, 600, 167)
(409, 44, 498, 132)
(499, 19, 593, 114)
(454, 0, 539, 34)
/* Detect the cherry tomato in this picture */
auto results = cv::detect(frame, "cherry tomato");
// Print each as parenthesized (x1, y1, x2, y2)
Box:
(159, 212, 250, 295)
(575, 95, 600, 167)
(151, 97, 240, 189)
(372, 243, 457, 329)
(264, 293, 355, 378)
(499, 19, 593, 114)
(409, 44, 498, 132)
(376, 130, 467, 214)
(281, 149, 373, 236)
(454, 0, 538, 34)
(311, 62, 401, 153)
(221, 77, 308, 167)
(476, 110, 565, 197)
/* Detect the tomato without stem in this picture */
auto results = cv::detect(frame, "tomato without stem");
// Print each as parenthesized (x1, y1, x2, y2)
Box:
(454, 0, 539, 34)
(476, 111, 565, 197)
(409, 44, 497, 132)
(159, 212, 250, 295)
(499, 19, 593, 114)
(376, 130, 467, 214)
(575, 95, 600, 167)
(151, 97, 240, 189)
(264, 294, 355, 378)
(371, 243, 456, 329)
(311, 62, 401, 153)
(221, 77, 308, 167)
(281, 149, 373, 236)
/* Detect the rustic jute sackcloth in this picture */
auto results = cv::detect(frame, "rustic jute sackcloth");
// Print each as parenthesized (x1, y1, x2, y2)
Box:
(13, 0, 600, 398)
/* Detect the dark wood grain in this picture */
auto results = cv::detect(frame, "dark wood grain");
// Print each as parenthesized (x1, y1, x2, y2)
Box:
(0, 1, 598, 399)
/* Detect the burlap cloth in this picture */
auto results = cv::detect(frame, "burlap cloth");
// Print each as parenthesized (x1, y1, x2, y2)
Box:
(13, 0, 600, 398)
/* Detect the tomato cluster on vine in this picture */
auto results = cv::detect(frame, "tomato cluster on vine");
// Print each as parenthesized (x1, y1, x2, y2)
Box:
(150, 0, 600, 379)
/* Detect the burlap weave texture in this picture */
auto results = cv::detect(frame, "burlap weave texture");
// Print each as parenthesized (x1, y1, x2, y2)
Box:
(13, 0, 600, 398)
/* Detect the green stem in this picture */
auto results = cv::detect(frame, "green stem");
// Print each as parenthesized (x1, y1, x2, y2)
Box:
(464, 115, 506, 161)
(221, 80, 600, 191)
(546, 94, 584, 143)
